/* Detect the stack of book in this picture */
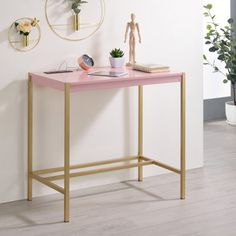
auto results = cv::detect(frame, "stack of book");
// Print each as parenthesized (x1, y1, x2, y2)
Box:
(132, 63, 170, 73)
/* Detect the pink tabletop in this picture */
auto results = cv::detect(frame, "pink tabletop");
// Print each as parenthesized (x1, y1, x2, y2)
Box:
(30, 67, 183, 92)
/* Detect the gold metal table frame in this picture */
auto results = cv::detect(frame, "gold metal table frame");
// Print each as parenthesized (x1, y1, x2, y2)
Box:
(27, 74, 186, 222)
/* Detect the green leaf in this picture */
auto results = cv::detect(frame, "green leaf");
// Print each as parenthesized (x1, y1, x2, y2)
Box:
(72, 2, 79, 8)
(221, 40, 227, 45)
(207, 24, 212, 30)
(228, 18, 234, 24)
(230, 73, 236, 79)
(218, 54, 225, 60)
(227, 62, 233, 68)
(73, 8, 81, 14)
(203, 54, 207, 60)
(204, 4, 213, 10)
(213, 38, 218, 42)
(223, 79, 228, 83)
(209, 46, 219, 52)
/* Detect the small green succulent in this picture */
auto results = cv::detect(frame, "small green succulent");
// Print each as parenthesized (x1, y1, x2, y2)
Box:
(69, 0, 88, 15)
(110, 48, 124, 58)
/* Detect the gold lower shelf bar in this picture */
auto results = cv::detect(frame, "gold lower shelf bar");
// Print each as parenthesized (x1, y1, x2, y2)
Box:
(141, 156, 181, 174)
(45, 160, 154, 181)
(33, 156, 138, 175)
(31, 173, 65, 194)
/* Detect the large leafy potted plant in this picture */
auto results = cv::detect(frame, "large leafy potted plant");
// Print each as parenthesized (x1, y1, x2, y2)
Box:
(203, 4, 236, 125)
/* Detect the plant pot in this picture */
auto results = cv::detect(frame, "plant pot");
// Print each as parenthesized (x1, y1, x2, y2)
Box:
(73, 14, 80, 31)
(22, 35, 29, 47)
(109, 57, 125, 68)
(225, 101, 236, 126)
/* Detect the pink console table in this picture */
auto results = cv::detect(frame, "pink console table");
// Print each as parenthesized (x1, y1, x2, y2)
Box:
(28, 68, 186, 222)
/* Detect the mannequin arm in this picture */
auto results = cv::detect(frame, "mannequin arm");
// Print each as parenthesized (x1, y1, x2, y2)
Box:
(124, 23, 129, 43)
(136, 23, 141, 43)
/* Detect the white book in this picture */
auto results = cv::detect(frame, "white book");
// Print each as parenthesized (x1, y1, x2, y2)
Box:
(133, 63, 170, 73)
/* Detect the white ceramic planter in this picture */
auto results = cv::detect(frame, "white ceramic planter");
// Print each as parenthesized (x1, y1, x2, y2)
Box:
(109, 57, 125, 68)
(225, 101, 236, 126)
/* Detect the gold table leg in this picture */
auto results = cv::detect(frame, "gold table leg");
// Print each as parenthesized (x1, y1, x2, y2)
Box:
(180, 74, 186, 199)
(138, 85, 143, 182)
(64, 83, 70, 222)
(28, 74, 33, 201)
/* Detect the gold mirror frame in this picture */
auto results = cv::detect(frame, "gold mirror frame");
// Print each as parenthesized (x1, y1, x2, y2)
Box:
(8, 17, 41, 52)
(45, 0, 105, 41)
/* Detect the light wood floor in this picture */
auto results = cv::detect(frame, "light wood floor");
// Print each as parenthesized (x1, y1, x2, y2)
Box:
(1, 121, 236, 236)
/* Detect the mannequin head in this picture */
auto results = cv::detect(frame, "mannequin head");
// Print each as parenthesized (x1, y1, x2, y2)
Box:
(131, 13, 135, 21)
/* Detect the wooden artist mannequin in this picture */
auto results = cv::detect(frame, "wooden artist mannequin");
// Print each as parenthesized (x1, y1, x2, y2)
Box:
(124, 13, 142, 66)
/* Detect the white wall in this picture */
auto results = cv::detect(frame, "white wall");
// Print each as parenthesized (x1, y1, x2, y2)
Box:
(0, 0, 203, 204)
(203, 0, 231, 99)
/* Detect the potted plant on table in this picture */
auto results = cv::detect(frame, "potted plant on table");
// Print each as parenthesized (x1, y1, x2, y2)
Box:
(68, 0, 88, 31)
(109, 48, 125, 68)
(203, 3, 236, 125)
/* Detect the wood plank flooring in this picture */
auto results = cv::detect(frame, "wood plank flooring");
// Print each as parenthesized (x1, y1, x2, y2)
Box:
(0, 121, 236, 236)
